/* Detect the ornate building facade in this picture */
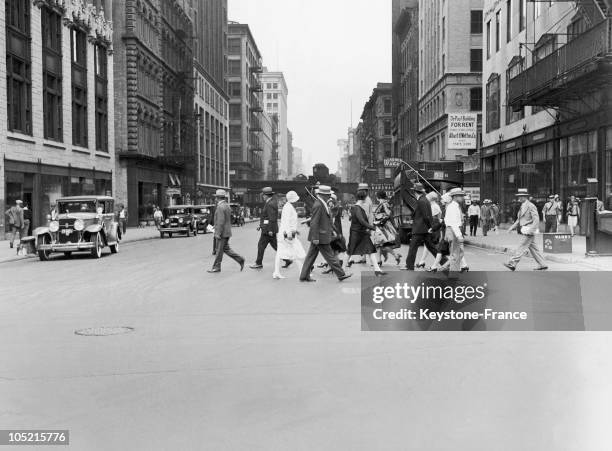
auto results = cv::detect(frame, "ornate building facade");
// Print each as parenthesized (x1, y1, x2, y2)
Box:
(1, 0, 114, 239)
(113, 0, 194, 226)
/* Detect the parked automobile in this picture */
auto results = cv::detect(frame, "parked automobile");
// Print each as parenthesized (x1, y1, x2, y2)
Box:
(159, 206, 198, 238)
(230, 203, 245, 227)
(193, 205, 215, 234)
(34, 196, 120, 261)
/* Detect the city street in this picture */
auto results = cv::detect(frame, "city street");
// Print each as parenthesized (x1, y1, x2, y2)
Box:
(1, 221, 611, 450)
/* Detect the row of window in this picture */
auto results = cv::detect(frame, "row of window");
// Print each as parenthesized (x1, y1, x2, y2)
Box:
(486, 0, 531, 59)
(6, 2, 108, 151)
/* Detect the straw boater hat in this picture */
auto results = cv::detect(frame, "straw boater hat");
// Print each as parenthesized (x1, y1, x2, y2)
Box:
(515, 188, 529, 197)
(317, 185, 332, 195)
(413, 183, 426, 193)
(357, 183, 369, 191)
(215, 189, 227, 197)
(448, 188, 465, 197)
(262, 187, 275, 195)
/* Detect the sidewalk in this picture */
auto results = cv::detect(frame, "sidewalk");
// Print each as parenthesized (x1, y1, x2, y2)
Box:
(464, 225, 612, 270)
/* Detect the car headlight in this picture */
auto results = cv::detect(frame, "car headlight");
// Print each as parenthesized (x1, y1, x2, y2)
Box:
(74, 219, 84, 231)
(179, 218, 184, 224)
(49, 221, 59, 233)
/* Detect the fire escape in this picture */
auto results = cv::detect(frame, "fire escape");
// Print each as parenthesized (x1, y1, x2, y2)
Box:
(271, 114, 280, 180)
(248, 58, 264, 179)
(508, 0, 612, 115)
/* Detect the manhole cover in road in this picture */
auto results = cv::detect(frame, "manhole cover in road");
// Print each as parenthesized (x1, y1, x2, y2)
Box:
(75, 327, 134, 337)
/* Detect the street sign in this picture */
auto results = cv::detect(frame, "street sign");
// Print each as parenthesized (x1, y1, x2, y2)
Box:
(384, 158, 402, 168)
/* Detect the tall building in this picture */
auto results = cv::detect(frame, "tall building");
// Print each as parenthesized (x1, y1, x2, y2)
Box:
(113, 0, 195, 226)
(1, 0, 115, 239)
(192, 0, 230, 203)
(260, 70, 289, 179)
(287, 128, 294, 179)
(292, 146, 304, 176)
(259, 110, 275, 180)
(418, 0, 483, 162)
(347, 127, 361, 183)
(227, 23, 264, 181)
(359, 83, 394, 185)
(482, 0, 612, 221)
(392, 0, 419, 162)
(337, 138, 349, 182)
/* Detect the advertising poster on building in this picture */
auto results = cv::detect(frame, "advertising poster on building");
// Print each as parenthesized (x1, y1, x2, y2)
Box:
(448, 113, 478, 149)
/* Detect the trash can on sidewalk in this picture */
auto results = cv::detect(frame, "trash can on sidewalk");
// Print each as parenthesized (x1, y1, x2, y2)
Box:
(542, 233, 572, 254)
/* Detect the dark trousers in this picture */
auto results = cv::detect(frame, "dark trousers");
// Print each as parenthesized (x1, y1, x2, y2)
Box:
(545, 216, 557, 233)
(255, 233, 277, 265)
(469, 216, 479, 236)
(300, 243, 346, 280)
(405, 233, 438, 270)
(119, 219, 127, 235)
(212, 237, 244, 270)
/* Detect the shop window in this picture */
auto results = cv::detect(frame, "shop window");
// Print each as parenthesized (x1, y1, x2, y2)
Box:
(560, 131, 598, 199)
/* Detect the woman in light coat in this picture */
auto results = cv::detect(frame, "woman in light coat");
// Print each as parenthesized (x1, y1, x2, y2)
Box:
(273, 191, 306, 279)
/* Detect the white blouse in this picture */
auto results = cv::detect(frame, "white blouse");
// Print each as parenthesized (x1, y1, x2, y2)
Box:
(279, 202, 298, 235)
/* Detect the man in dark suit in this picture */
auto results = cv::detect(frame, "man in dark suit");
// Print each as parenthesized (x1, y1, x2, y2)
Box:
(250, 187, 279, 269)
(299, 185, 352, 283)
(208, 190, 245, 273)
(403, 183, 439, 271)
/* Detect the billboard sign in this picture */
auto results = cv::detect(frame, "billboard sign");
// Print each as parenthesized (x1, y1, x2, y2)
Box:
(448, 113, 478, 150)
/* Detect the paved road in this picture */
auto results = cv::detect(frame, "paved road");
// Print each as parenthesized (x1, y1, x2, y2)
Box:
(1, 222, 610, 450)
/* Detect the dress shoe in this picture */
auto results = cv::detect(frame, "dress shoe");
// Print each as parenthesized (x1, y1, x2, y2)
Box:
(375, 271, 387, 277)
(249, 264, 263, 269)
(347, 260, 355, 268)
(416, 262, 426, 269)
(207, 268, 221, 273)
(395, 254, 402, 265)
(503, 263, 516, 271)
(282, 260, 293, 269)
(460, 266, 470, 273)
(239, 260, 245, 271)
(322, 268, 333, 275)
(533, 266, 549, 271)
(427, 267, 438, 273)
(338, 273, 353, 282)
(300, 278, 317, 283)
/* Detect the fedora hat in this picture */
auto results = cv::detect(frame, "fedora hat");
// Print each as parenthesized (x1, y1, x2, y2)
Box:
(214, 189, 227, 197)
(515, 188, 530, 197)
(448, 188, 465, 197)
(357, 183, 369, 191)
(318, 185, 332, 195)
(262, 187, 275, 195)
(413, 183, 426, 193)
(286, 191, 299, 203)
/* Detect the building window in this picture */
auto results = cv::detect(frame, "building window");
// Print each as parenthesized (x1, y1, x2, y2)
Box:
(384, 98, 392, 114)
(229, 125, 241, 140)
(6, 0, 32, 134)
(495, 11, 501, 52)
(71, 28, 88, 147)
(228, 59, 241, 76)
(273, 93, 278, 99)
(471, 10, 483, 34)
(229, 104, 241, 120)
(384, 121, 392, 136)
(384, 142, 392, 158)
(42, 6, 62, 141)
(486, 20, 491, 58)
(506, 59, 525, 124)
(486, 74, 500, 132)
(470, 87, 482, 111)
(470, 49, 483, 72)
(273, 83, 278, 89)
(94, 44, 108, 152)
(228, 82, 241, 97)
(228, 38, 241, 55)
(519, 0, 526, 31)
(506, 0, 513, 42)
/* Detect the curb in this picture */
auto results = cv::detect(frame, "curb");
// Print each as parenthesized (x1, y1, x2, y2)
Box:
(0, 219, 259, 265)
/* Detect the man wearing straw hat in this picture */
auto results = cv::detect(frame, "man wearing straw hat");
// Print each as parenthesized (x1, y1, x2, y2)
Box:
(442, 187, 467, 272)
(503, 188, 548, 271)
(207, 189, 245, 273)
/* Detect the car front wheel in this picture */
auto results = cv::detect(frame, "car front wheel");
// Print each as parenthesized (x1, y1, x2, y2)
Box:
(38, 235, 51, 261)
(90, 232, 103, 259)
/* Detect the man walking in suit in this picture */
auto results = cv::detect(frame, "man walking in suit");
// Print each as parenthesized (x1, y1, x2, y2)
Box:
(300, 185, 352, 283)
(402, 183, 439, 271)
(208, 190, 245, 273)
(503, 188, 548, 271)
(250, 187, 279, 269)
(5, 199, 24, 249)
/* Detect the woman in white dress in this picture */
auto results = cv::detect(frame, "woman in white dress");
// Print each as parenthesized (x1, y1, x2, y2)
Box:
(273, 191, 306, 279)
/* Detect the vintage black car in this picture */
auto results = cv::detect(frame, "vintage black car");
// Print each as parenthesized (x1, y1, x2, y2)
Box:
(34, 196, 120, 261)
(159, 205, 198, 238)
(192, 205, 215, 234)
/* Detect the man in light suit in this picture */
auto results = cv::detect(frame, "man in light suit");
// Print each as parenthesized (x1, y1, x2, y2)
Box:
(208, 190, 245, 273)
(503, 188, 548, 271)
(299, 185, 352, 283)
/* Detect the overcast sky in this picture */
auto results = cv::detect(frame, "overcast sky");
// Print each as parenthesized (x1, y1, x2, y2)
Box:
(228, 0, 392, 174)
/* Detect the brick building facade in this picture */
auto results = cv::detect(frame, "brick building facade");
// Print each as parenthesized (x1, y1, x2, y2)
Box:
(1, 0, 114, 239)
